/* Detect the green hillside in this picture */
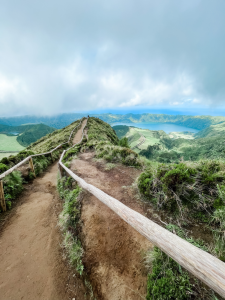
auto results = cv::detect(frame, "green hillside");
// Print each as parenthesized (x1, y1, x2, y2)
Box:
(195, 121, 225, 138)
(98, 113, 225, 130)
(17, 124, 55, 147)
(0, 123, 56, 148)
(114, 124, 225, 163)
(0, 116, 224, 299)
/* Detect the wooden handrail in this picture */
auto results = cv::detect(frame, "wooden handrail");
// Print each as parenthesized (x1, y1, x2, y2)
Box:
(58, 117, 225, 298)
(0, 118, 85, 180)
(58, 161, 225, 298)
(0, 118, 87, 211)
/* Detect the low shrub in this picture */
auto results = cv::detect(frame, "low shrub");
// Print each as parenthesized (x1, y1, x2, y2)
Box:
(33, 155, 52, 176)
(96, 144, 143, 168)
(0, 163, 8, 173)
(57, 176, 84, 275)
(3, 170, 23, 200)
(138, 160, 225, 219)
(146, 224, 215, 300)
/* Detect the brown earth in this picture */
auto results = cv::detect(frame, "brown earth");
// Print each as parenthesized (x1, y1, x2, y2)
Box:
(73, 118, 87, 144)
(0, 116, 153, 300)
(71, 152, 153, 300)
(0, 119, 88, 300)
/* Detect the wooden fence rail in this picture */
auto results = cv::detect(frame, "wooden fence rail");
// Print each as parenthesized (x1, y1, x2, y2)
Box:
(0, 118, 86, 211)
(58, 121, 225, 298)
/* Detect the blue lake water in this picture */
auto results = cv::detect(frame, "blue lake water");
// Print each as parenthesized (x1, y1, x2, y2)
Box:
(112, 123, 199, 134)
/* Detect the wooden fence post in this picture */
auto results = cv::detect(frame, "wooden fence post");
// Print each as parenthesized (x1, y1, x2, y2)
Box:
(58, 163, 63, 178)
(0, 180, 6, 212)
(29, 157, 36, 178)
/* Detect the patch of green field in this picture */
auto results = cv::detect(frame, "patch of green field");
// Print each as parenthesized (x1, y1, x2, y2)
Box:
(125, 127, 163, 150)
(0, 134, 25, 151)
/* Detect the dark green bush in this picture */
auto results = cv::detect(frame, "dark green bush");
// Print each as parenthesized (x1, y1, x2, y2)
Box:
(3, 171, 23, 200)
(0, 163, 8, 173)
(138, 160, 225, 219)
(119, 137, 129, 148)
(146, 247, 191, 300)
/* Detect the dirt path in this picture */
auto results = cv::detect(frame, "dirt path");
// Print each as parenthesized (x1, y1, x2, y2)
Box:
(0, 119, 88, 300)
(71, 152, 153, 300)
(73, 118, 87, 144)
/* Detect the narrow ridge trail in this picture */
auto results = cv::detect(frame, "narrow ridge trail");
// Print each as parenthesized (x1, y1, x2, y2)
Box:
(0, 119, 87, 300)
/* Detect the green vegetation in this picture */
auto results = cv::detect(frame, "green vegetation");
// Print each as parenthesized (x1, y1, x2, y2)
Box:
(138, 160, 225, 221)
(113, 125, 129, 138)
(1, 171, 24, 211)
(0, 134, 25, 151)
(0, 153, 15, 160)
(17, 124, 55, 147)
(195, 122, 225, 138)
(113, 124, 225, 163)
(27, 119, 81, 153)
(2, 112, 225, 130)
(146, 224, 216, 300)
(118, 137, 129, 148)
(63, 117, 143, 168)
(57, 176, 84, 275)
(138, 160, 225, 298)
(0, 118, 84, 215)
(0, 123, 55, 148)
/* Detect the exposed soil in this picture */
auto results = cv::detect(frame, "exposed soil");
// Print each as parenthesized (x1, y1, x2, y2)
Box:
(73, 119, 87, 144)
(0, 119, 88, 300)
(0, 116, 153, 300)
(71, 152, 153, 300)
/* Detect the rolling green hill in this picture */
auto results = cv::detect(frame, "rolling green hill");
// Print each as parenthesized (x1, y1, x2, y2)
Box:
(194, 121, 225, 138)
(17, 124, 56, 147)
(114, 124, 225, 163)
(0, 123, 56, 152)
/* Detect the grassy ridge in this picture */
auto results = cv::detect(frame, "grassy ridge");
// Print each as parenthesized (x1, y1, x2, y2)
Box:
(17, 124, 55, 147)
(27, 119, 81, 153)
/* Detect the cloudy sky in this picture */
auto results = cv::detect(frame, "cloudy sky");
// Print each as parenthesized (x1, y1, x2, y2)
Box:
(0, 0, 225, 116)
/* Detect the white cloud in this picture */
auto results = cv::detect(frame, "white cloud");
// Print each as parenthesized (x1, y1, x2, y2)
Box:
(0, 0, 225, 116)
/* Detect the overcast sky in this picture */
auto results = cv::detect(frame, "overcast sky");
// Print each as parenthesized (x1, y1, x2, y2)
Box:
(0, 0, 225, 116)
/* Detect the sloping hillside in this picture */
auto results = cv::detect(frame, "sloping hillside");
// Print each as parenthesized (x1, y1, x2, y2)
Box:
(0, 123, 56, 148)
(0, 117, 224, 300)
(195, 121, 225, 138)
(17, 124, 55, 147)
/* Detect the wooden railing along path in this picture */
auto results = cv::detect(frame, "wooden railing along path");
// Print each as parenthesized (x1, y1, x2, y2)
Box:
(1, 117, 225, 297)
(58, 123, 225, 298)
(0, 118, 86, 212)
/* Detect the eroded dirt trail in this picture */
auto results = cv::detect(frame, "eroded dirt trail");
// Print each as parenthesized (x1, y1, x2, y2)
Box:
(0, 119, 88, 300)
(73, 118, 87, 144)
(71, 153, 153, 300)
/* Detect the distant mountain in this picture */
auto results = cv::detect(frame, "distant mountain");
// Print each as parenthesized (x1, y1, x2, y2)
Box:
(0, 114, 85, 129)
(1, 113, 225, 130)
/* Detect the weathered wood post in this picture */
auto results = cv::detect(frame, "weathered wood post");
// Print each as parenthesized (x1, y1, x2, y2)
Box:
(58, 163, 63, 178)
(29, 157, 36, 178)
(0, 180, 6, 212)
